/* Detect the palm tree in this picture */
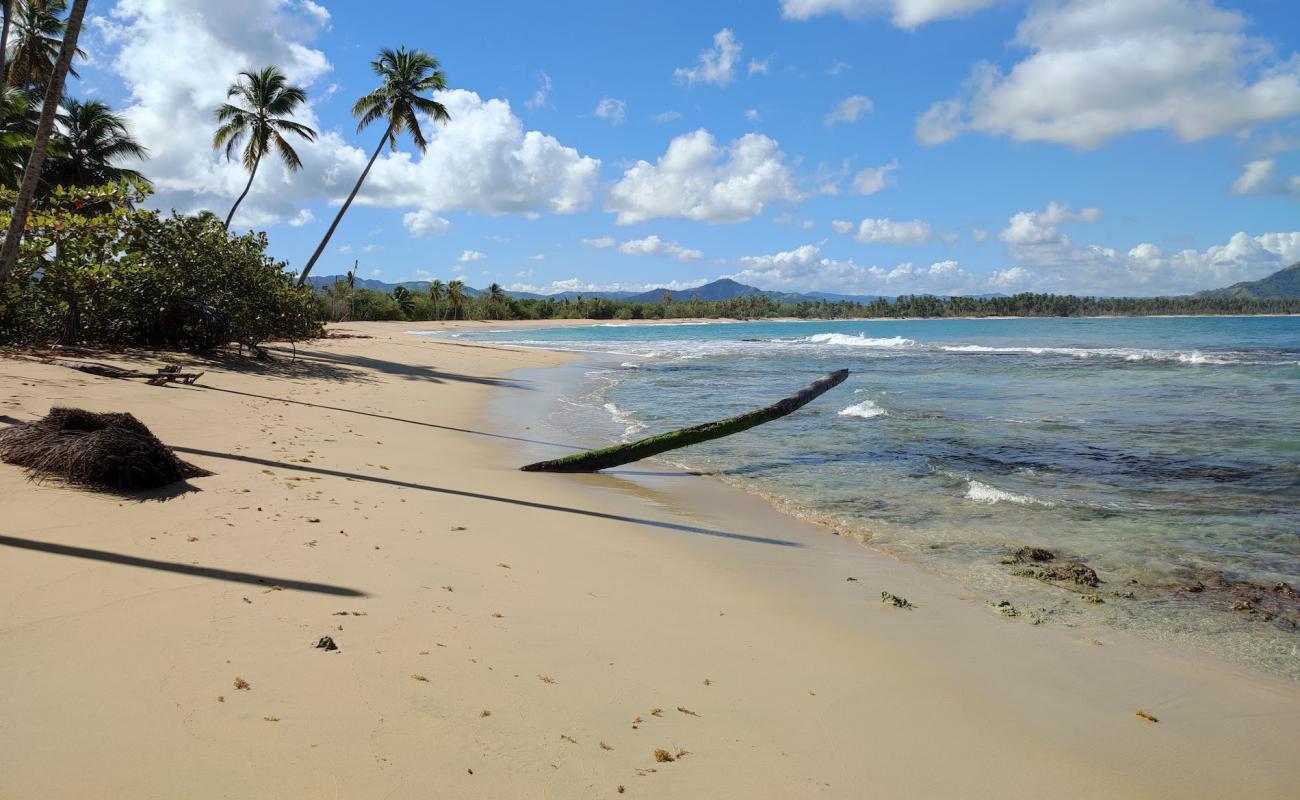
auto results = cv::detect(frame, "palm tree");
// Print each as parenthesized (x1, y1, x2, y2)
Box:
(212, 65, 316, 228)
(6, 0, 84, 91)
(298, 46, 450, 285)
(392, 285, 415, 317)
(484, 282, 507, 319)
(0, 0, 85, 292)
(428, 278, 445, 319)
(0, 85, 32, 186)
(2, 1, 15, 85)
(43, 98, 149, 189)
(446, 278, 467, 320)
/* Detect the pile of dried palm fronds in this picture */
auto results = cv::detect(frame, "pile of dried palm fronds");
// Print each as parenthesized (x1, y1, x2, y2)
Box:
(0, 407, 210, 491)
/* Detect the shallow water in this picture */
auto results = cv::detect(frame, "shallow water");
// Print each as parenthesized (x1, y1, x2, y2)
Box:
(419, 317, 1300, 677)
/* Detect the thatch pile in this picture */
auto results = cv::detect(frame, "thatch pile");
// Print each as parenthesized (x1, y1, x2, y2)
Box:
(0, 407, 210, 491)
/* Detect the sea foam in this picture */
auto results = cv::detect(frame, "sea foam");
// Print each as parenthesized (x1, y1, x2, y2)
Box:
(806, 333, 917, 348)
(838, 399, 888, 419)
(965, 480, 1052, 506)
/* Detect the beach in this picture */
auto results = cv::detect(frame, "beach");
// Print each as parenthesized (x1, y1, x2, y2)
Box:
(2, 320, 1298, 799)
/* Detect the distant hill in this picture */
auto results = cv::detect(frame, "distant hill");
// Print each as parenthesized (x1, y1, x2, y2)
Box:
(304, 274, 1005, 305)
(1197, 262, 1300, 300)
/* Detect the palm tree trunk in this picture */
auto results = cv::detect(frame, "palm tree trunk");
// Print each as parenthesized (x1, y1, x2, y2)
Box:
(0, 0, 87, 293)
(298, 124, 392, 286)
(1, 1, 13, 86)
(223, 151, 261, 229)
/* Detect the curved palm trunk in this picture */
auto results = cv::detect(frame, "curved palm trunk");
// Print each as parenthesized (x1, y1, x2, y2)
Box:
(223, 151, 261, 229)
(1, 1, 13, 86)
(0, 0, 86, 293)
(298, 123, 392, 286)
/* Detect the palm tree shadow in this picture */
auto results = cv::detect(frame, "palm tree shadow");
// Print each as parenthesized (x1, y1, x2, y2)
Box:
(173, 445, 801, 548)
(268, 346, 533, 389)
(0, 534, 366, 596)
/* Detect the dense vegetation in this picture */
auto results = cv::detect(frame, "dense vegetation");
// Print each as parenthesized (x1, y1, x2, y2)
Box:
(0, 184, 319, 348)
(317, 281, 1300, 323)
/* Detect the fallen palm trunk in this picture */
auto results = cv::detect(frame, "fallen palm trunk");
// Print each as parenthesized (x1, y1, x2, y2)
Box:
(44, 359, 205, 386)
(521, 368, 849, 473)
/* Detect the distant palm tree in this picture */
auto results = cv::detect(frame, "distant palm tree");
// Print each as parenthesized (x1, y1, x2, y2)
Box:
(392, 285, 415, 317)
(484, 281, 507, 319)
(6, 0, 83, 90)
(1, 1, 15, 85)
(429, 278, 446, 319)
(212, 65, 316, 228)
(298, 46, 450, 285)
(43, 98, 149, 189)
(446, 278, 467, 320)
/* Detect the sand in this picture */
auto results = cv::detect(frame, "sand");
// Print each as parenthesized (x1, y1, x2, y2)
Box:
(1, 320, 1297, 799)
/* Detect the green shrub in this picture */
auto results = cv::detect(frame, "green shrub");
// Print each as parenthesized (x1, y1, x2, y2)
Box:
(0, 184, 321, 351)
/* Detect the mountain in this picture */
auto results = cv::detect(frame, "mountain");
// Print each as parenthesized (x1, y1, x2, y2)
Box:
(1196, 263, 1300, 300)
(623, 278, 792, 303)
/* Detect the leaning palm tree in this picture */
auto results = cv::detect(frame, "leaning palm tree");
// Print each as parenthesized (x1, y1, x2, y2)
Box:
(428, 278, 446, 319)
(446, 278, 467, 321)
(43, 98, 149, 189)
(6, 0, 84, 91)
(212, 65, 316, 228)
(298, 46, 450, 285)
(0, 0, 85, 292)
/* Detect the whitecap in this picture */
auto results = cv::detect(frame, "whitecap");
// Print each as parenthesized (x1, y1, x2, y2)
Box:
(838, 399, 888, 419)
(965, 480, 1053, 506)
(603, 402, 647, 439)
(806, 333, 917, 348)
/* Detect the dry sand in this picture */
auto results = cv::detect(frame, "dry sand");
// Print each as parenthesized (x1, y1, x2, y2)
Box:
(1, 320, 1297, 799)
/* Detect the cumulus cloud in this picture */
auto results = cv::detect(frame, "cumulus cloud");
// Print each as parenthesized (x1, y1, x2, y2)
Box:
(403, 209, 452, 237)
(594, 97, 627, 126)
(606, 129, 805, 224)
(825, 95, 874, 126)
(581, 236, 616, 248)
(917, 0, 1300, 149)
(851, 159, 899, 194)
(998, 201, 1101, 265)
(780, 0, 999, 29)
(674, 28, 742, 87)
(1231, 158, 1300, 199)
(458, 249, 487, 263)
(836, 217, 934, 244)
(618, 235, 704, 261)
(287, 208, 315, 227)
(730, 243, 987, 294)
(508, 277, 709, 295)
(92, 0, 599, 233)
(748, 57, 771, 76)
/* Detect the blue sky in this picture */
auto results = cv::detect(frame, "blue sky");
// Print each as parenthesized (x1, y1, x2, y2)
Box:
(78, 0, 1300, 295)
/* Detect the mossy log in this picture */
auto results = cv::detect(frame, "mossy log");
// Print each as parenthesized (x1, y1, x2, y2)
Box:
(521, 368, 849, 473)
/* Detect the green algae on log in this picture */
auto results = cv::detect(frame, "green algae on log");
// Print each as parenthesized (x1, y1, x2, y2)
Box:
(520, 369, 850, 473)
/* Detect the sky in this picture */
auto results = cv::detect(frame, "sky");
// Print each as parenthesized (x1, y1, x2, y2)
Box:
(73, 0, 1300, 296)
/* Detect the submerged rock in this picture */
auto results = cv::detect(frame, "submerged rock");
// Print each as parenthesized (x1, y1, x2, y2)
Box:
(1013, 561, 1101, 588)
(1013, 546, 1056, 563)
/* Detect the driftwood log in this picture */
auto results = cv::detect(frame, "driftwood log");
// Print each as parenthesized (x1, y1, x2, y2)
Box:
(521, 368, 849, 473)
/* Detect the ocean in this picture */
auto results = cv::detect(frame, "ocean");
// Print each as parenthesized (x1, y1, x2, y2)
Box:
(418, 316, 1300, 678)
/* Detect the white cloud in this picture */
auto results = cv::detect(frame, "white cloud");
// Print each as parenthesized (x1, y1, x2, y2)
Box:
(361, 244, 382, 253)
(918, 0, 1300, 149)
(730, 243, 986, 295)
(838, 217, 934, 245)
(851, 159, 899, 194)
(92, 2, 599, 232)
(297, 0, 330, 27)
(458, 249, 487, 263)
(745, 108, 761, 122)
(618, 234, 704, 261)
(508, 277, 709, 295)
(594, 97, 627, 126)
(674, 28, 743, 87)
(402, 209, 452, 237)
(825, 94, 874, 126)
(780, 0, 998, 29)
(653, 110, 683, 123)
(827, 59, 850, 76)
(607, 129, 805, 224)
(515, 269, 535, 278)
(971, 227, 989, 242)
(1231, 158, 1300, 199)
(998, 202, 1101, 265)
(581, 236, 617, 248)
(748, 57, 771, 76)
(287, 208, 315, 227)
(529, 254, 545, 261)
(526, 71, 552, 109)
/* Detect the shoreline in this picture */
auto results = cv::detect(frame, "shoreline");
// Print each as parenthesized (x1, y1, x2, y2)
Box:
(2, 321, 1297, 798)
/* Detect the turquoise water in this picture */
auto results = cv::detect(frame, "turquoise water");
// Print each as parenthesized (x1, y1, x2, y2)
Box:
(422, 317, 1300, 677)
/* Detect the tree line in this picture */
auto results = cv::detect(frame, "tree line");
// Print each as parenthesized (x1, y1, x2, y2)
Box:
(319, 282, 1300, 323)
